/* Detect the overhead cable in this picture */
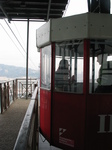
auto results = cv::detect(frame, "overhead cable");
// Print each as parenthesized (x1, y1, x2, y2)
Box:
(0, 23, 25, 58)
(4, 19, 38, 70)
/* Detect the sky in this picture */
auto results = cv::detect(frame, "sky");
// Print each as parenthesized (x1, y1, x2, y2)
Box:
(0, 0, 111, 71)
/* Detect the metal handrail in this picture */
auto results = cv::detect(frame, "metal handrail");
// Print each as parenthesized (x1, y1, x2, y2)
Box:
(17, 78, 38, 98)
(13, 86, 39, 150)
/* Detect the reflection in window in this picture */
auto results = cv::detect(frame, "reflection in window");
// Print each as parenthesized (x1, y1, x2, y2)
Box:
(41, 45, 51, 89)
(55, 41, 84, 93)
(89, 40, 112, 93)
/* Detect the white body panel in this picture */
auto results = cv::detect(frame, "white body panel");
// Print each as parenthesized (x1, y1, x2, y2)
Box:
(36, 21, 50, 49)
(36, 13, 112, 48)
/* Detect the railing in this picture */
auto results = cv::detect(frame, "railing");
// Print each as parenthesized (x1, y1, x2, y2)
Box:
(13, 86, 39, 150)
(0, 79, 17, 114)
(0, 78, 38, 114)
(17, 78, 38, 98)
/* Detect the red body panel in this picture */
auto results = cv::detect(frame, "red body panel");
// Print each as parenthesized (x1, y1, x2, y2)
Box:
(86, 94, 112, 150)
(51, 92, 86, 150)
(40, 89, 51, 141)
(40, 90, 112, 150)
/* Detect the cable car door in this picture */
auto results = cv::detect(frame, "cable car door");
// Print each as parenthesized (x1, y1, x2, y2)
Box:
(40, 45, 52, 142)
(51, 41, 86, 150)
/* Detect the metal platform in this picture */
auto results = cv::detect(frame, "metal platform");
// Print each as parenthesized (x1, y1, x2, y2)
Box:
(0, 99, 30, 150)
(0, 97, 62, 150)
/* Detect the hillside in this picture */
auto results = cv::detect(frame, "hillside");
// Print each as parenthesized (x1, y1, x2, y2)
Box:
(0, 64, 40, 78)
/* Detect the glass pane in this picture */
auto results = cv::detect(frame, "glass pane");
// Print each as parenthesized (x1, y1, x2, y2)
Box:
(55, 40, 84, 93)
(41, 45, 51, 89)
(89, 40, 112, 93)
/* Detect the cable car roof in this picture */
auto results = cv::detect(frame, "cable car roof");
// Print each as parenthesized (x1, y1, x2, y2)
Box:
(0, 0, 68, 21)
(36, 13, 112, 49)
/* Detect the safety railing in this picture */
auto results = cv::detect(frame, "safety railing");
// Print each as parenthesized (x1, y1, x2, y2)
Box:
(0, 78, 38, 114)
(0, 79, 17, 114)
(13, 86, 39, 150)
(17, 78, 38, 98)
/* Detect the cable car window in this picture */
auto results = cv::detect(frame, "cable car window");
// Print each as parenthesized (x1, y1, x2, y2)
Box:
(55, 41, 84, 93)
(89, 40, 112, 93)
(41, 45, 51, 89)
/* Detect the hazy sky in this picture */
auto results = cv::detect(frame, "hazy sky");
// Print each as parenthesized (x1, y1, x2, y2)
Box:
(0, 0, 110, 71)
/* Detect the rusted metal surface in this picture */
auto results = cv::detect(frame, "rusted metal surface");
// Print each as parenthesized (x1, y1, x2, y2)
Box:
(0, 79, 17, 113)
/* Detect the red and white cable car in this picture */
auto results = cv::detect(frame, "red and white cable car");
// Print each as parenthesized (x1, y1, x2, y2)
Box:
(36, 12, 112, 150)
